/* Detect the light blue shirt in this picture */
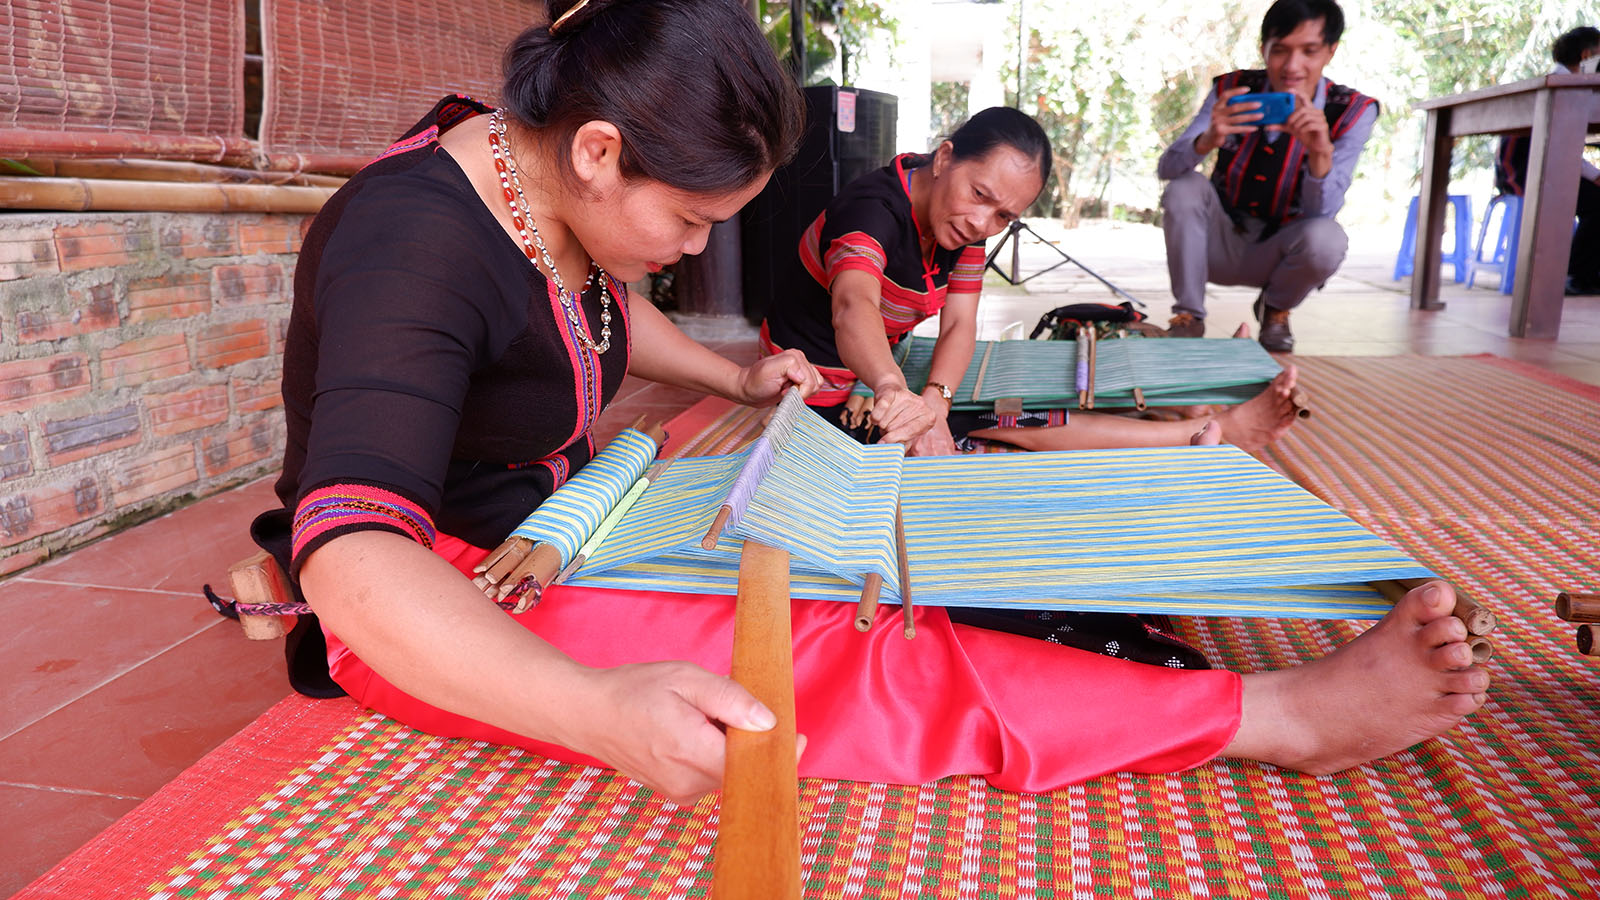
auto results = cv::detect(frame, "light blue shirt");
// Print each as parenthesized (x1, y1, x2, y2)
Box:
(1157, 77, 1378, 219)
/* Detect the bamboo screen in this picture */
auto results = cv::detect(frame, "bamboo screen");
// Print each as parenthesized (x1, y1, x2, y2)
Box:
(0, 0, 247, 160)
(260, 0, 538, 170)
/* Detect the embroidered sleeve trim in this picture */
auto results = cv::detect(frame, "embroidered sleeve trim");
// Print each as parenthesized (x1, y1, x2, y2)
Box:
(946, 246, 988, 293)
(291, 483, 437, 576)
(822, 231, 890, 284)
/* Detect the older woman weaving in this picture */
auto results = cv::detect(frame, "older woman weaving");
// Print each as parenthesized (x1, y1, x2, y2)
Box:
(263, 0, 1487, 807)
(760, 108, 1302, 456)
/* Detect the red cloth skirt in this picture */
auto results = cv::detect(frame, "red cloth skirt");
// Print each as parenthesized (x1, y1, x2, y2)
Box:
(325, 534, 1243, 792)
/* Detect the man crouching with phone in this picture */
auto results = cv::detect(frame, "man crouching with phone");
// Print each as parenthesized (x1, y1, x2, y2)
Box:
(1157, 0, 1377, 352)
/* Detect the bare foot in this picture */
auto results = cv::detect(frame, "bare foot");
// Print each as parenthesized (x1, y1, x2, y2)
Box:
(1224, 581, 1489, 775)
(1232, 322, 1252, 339)
(1190, 420, 1221, 445)
(1214, 365, 1299, 451)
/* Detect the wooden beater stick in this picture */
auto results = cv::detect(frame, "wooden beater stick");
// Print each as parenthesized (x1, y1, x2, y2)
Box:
(712, 540, 801, 900)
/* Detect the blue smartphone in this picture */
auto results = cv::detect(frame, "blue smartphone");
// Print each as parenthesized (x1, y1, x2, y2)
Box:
(1226, 92, 1294, 126)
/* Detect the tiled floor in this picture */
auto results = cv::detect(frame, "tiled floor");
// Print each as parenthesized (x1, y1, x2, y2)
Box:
(5, 222, 1599, 895)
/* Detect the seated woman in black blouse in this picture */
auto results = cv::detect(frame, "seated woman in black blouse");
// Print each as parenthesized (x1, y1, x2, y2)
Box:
(263, 0, 1488, 807)
(761, 108, 1302, 457)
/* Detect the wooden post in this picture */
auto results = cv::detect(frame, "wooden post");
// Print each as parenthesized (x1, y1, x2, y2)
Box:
(712, 540, 801, 900)
(1410, 107, 1452, 311)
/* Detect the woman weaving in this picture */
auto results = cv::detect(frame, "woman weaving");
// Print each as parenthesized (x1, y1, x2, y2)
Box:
(760, 108, 1303, 456)
(267, 0, 1489, 806)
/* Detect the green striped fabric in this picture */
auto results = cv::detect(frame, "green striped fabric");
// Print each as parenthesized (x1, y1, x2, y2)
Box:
(854, 335, 1284, 409)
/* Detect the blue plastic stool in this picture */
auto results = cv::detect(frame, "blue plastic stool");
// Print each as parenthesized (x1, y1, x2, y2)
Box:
(1393, 194, 1472, 282)
(1466, 194, 1522, 294)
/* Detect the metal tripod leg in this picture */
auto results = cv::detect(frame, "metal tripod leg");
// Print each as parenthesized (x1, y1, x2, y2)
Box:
(983, 220, 1146, 309)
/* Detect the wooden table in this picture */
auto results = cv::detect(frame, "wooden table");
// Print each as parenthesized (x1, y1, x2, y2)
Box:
(1412, 73, 1600, 339)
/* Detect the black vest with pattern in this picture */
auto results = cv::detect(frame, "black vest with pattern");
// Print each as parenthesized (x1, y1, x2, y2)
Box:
(1208, 69, 1378, 224)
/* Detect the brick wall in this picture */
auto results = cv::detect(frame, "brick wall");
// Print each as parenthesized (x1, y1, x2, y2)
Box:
(0, 211, 306, 576)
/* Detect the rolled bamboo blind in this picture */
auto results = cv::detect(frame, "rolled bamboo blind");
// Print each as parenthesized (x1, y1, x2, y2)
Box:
(0, 0, 249, 162)
(259, 0, 536, 173)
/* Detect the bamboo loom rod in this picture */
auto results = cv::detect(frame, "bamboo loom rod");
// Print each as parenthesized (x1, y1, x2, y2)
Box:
(1578, 624, 1599, 656)
(1369, 578, 1497, 636)
(895, 500, 914, 640)
(13, 157, 347, 187)
(1555, 592, 1600, 623)
(0, 176, 335, 214)
(712, 540, 801, 900)
(855, 575, 883, 631)
(1290, 389, 1312, 420)
(1085, 326, 1098, 410)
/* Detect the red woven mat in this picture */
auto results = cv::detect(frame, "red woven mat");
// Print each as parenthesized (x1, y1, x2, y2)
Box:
(16, 356, 1600, 900)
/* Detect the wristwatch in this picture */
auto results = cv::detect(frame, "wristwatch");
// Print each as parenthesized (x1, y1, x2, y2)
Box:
(925, 381, 953, 408)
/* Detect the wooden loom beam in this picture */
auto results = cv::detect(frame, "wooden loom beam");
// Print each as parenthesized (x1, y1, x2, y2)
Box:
(712, 540, 802, 900)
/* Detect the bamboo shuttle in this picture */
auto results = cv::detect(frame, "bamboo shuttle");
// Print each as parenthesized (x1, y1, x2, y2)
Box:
(1555, 592, 1600, 623)
(1578, 624, 1598, 656)
(1132, 386, 1147, 411)
(0, 176, 335, 213)
(712, 540, 801, 900)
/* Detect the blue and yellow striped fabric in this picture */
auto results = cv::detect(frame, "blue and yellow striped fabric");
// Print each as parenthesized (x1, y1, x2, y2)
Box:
(854, 335, 1285, 410)
(564, 438, 1432, 619)
(732, 392, 904, 591)
(506, 428, 658, 567)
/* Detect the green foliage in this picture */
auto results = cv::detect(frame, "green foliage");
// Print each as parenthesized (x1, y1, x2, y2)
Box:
(761, 0, 898, 85)
(990, 0, 1600, 219)
(930, 82, 971, 140)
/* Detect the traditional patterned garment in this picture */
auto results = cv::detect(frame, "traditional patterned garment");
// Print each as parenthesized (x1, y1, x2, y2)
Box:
(1208, 70, 1378, 227)
(264, 99, 1243, 789)
(275, 96, 633, 570)
(326, 534, 1242, 791)
(761, 153, 988, 405)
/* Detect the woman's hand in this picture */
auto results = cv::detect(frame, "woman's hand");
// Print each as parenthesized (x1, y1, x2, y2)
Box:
(868, 385, 938, 446)
(572, 660, 786, 805)
(905, 412, 957, 457)
(733, 348, 822, 407)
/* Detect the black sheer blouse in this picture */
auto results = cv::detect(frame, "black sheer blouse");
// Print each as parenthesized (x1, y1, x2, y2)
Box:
(276, 97, 632, 573)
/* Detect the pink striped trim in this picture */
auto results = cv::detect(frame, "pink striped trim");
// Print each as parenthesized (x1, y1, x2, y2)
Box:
(946, 245, 987, 294)
(292, 484, 436, 564)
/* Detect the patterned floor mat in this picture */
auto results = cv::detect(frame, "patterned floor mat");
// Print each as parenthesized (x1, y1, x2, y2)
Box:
(16, 355, 1599, 900)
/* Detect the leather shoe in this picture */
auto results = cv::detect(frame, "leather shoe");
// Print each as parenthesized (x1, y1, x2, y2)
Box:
(1166, 312, 1205, 337)
(1257, 303, 1295, 353)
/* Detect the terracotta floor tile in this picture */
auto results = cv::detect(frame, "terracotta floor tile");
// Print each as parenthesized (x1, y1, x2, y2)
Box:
(0, 582, 220, 739)
(0, 783, 142, 897)
(23, 476, 277, 594)
(0, 621, 287, 799)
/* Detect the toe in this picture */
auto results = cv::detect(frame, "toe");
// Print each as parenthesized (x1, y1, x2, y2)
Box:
(1406, 581, 1456, 623)
(1419, 614, 1469, 648)
(1429, 642, 1475, 671)
(1437, 690, 1487, 717)
(1439, 668, 1491, 695)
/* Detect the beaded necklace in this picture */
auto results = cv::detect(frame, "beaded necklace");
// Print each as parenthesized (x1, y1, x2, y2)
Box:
(487, 109, 611, 354)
